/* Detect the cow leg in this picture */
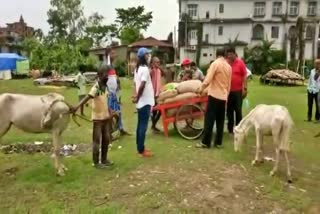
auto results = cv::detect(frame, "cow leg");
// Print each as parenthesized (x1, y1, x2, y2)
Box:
(284, 151, 293, 183)
(0, 121, 11, 143)
(52, 131, 66, 176)
(270, 148, 280, 177)
(252, 129, 262, 165)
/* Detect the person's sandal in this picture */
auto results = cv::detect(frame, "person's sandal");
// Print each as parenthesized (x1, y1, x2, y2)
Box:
(195, 143, 210, 149)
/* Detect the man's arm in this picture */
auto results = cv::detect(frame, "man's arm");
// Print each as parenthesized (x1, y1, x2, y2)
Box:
(71, 95, 92, 113)
(200, 62, 217, 91)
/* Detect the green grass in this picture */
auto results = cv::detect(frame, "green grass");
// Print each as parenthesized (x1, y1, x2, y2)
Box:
(0, 77, 319, 213)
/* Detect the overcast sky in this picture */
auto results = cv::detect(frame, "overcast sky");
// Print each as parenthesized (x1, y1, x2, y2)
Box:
(0, 0, 179, 39)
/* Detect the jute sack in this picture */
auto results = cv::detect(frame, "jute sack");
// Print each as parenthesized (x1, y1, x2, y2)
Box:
(157, 89, 178, 103)
(161, 82, 179, 92)
(164, 92, 198, 104)
(200, 87, 209, 97)
(176, 80, 202, 94)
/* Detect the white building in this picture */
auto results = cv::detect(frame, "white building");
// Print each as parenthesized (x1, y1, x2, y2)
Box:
(178, 0, 320, 65)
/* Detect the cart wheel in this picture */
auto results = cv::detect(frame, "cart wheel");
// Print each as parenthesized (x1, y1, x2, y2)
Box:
(111, 114, 120, 141)
(174, 104, 204, 140)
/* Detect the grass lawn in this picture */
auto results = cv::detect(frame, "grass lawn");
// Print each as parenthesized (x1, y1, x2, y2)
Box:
(0, 78, 319, 213)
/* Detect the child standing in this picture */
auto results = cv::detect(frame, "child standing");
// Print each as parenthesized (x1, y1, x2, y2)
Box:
(71, 65, 114, 168)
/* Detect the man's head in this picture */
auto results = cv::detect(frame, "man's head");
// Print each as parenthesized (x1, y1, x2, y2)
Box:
(152, 56, 161, 68)
(315, 59, 320, 70)
(137, 47, 152, 65)
(181, 58, 191, 71)
(226, 47, 237, 62)
(97, 65, 112, 85)
(216, 48, 225, 58)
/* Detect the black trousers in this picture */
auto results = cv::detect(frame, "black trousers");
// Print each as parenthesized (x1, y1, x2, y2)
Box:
(307, 92, 320, 121)
(151, 99, 161, 128)
(227, 91, 243, 133)
(92, 120, 111, 165)
(202, 96, 226, 147)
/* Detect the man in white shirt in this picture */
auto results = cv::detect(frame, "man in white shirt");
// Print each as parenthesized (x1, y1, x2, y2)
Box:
(133, 47, 155, 157)
(307, 59, 320, 122)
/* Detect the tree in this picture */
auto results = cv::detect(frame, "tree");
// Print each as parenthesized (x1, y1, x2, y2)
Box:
(47, 0, 86, 43)
(296, 16, 305, 74)
(33, 29, 44, 41)
(167, 32, 173, 44)
(115, 6, 153, 32)
(119, 27, 140, 45)
(115, 6, 152, 45)
(85, 12, 117, 47)
(228, 34, 240, 49)
(245, 38, 275, 74)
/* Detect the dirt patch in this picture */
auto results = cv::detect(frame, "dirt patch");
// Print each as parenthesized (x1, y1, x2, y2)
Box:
(104, 161, 294, 213)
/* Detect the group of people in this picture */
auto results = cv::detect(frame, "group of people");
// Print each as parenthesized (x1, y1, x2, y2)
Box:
(71, 45, 248, 168)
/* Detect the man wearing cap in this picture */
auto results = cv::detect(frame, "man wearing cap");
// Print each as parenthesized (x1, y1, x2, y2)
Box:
(177, 58, 193, 81)
(133, 47, 155, 157)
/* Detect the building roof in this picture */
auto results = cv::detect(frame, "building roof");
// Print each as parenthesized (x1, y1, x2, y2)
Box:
(129, 37, 173, 48)
(89, 45, 128, 52)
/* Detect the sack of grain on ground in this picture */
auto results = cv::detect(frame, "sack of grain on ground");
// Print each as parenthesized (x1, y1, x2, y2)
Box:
(157, 89, 178, 103)
(176, 80, 202, 94)
(164, 92, 199, 104)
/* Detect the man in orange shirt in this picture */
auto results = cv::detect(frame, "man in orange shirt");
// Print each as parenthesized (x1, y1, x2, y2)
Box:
(197, 48, 232, 148)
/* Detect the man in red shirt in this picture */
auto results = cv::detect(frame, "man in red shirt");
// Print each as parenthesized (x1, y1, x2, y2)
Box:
(226, 47, 247, 134)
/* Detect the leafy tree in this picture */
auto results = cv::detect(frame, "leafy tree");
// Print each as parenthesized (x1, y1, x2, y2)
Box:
(85, 12, 117, 47)
(245, 38, 275, 74)
(296, 16, 305, 73)
(119, 27, 140, 45)
(115, 6, 152, 44)
(47, 0, 86, 43)
(115, 6, 152, 32)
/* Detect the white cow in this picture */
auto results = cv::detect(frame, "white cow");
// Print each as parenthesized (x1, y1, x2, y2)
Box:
(0, 93, 71, 176)
(233, 104, 294, 182)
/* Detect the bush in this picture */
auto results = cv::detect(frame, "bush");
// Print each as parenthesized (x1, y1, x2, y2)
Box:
(199, 63, 210, 76)
(114, 60, 127, 77)
(271, 50, 286, 64)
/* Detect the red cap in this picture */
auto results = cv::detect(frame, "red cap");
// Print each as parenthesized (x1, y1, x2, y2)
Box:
(182, 58, 191, 66)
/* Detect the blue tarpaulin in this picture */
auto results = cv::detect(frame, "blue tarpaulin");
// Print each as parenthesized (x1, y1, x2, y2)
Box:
(0, 53, 27, 71)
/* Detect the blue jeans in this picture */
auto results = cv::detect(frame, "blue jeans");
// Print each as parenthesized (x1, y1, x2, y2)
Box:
(136, 105, 151, 153)
(108, 92, 123, 130)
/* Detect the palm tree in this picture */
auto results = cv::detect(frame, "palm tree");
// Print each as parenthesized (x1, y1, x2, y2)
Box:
(296, 16, 305, 74)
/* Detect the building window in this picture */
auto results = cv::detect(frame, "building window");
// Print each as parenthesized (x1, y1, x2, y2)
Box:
(219, 4, 224, 13)
(189, 30, 197, 40)
(218, 26, 223, 36)
(305, 25, 315, 39)
(206, 11, 210, 19)
(188, 4, 198, 17)
(252, 24, 264, 40)
(307, 1, 317, 16)
(272, 2, 282, 16)
(289, 1, 299, 16)
(271, 26, 279, 38)
(205, 34, 209, 43)
(254, 2, 266, 17)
